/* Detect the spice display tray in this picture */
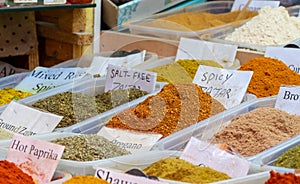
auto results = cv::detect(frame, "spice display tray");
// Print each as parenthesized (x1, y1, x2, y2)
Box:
(213, 171, 271, 184)
(49, 170, 72, 184)
(19, 78, 165, 133)
(200, 6, 300, 52)
(93, 150, 270, 184)
(252, 134, 300, 174)
(155, 96, 300, 161)
(128, 1, 243, 40)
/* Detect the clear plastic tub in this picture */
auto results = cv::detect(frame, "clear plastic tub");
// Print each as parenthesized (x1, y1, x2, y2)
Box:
(49, 170, 72, 184)
(200, 6, 300, 52)
(252, 134, 300, 173)
(93, 150, 270, 184)
(128, 1, 254, 40)
(155, 96, 300, 161)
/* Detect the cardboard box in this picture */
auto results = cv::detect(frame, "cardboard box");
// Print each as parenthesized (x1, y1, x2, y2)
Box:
(103, 0, 186, 28)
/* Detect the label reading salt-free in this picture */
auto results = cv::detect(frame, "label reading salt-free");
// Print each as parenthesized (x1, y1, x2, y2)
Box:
(6, 134, 64, 183)
(193, 65, 253, 109)
(180, 137, 250, 178)
(105, 64, 157, 93)
(275, 86, 300, 115)
(97, 127, 162, 153)
(88, 51, 146, 77)
(14, 67, 87, 94)
(95, 167, 167, 184)
(231, 0, 280, 11)
(0, 101, 62, 136)
(175, 37, 237, 68)
(265, 47, 300, 74)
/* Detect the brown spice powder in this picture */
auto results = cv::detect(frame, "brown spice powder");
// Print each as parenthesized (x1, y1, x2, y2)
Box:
(106, 83, 226, 138)
(212, 107, 300, 157)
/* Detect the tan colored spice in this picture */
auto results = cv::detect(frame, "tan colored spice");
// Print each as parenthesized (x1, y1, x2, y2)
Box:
(143, 157, 230, 183)
(142, 10, 257, 31)
(239, 57, 300, 98)
(212, 107, 300, 157)
(106, 83, 226, 138)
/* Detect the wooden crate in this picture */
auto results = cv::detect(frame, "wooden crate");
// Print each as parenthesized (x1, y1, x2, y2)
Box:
(36, 8, 94, 66)
(0, 11, 39, 70)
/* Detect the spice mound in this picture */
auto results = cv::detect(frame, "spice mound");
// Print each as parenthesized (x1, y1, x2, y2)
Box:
(106, 83, 226, 138)
(143, 157, 230, 183)
(273, 144, 300, 169)
(63, 176, 109, 184)
(225, 6, 300, 46)
(31, 89, 148, 128)
(238, 57, 300, 98)
(0, 160, 35, 184)
(212, 107, 300, 157)
(51, 134, 130, 161)
(142, 10, 257, 31)
(265, 170, 300, 184)
(0, 87, 32, 106)
(148, 59, 223, 83)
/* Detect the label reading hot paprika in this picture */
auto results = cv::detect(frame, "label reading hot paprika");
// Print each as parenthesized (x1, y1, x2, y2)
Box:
(6, 134, 64, 183)
(193, 65, 253, 109)
(105, 64, 157, 93)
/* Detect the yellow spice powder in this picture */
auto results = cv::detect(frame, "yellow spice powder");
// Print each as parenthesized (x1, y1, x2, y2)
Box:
(0, 88, 32, 106)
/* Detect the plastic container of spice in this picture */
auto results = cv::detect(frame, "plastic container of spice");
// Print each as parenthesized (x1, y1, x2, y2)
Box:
(200, 5, 300, 52)
(127, 1, 258, 40)
(49, 170, 72, 184)
(155, 96, 300, 161)
(252, 134, 300, 173)
(17, 78, 165, 133)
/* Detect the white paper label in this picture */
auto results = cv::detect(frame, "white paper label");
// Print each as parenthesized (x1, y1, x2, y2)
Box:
(0, 61, 28, 78)
(231, 0, 280, 11)
(175, 37, 237, 68)
(265, 47, 300, 73)
(6, 134, 64, 183)
(95, 167, 167, 184)
(14, 0, 37, 3)
(14, 67, 87, 94)
(193, 65, 253, 109)
(88, 51, 146, 77)
(275, 86, 300, 115)
(97, 127, 162, 153)
(0, 101, 63, 136)
(180, 137, 250, 178)
(105, 64, 157, 93)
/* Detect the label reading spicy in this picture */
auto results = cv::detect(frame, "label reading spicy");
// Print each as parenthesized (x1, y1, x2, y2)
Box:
(105, 64, 157, 93)
(6, 134, 64, 183)
(193, 65, 253, 109)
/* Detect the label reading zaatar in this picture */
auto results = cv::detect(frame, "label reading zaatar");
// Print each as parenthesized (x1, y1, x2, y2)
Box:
(97, 127, 162, 153)
(193, 65, 253, 109)
(175, 37, 237, 68)
(231, 0, 280, 11)
(180, 137, 250, 178)
(0, 101, 62, 137)
(88, 50, 146, 77)
(105, 64, 157, 93)
(95, 167, 167, 184)
(265, 47, 300, 74)
(15, 67, 87, 94)
(275, 86, 300, 115)
(6, 134, 64, 183)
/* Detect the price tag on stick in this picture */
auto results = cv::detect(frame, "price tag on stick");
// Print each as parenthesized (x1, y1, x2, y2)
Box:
(193, 65, 253, 109)
(97, 127, 162, 153)
(265, 47, 300, 74)
(180, 137, 250, 178)
(275, 86, 300, 115)
(0, 101, 63, 136)
(105, 64, 157, 93)
(6, 134, 65, 183)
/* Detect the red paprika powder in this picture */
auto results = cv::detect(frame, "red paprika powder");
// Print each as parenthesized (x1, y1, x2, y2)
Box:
(265, 170, 300, 184)
(0, 160, 35, 184)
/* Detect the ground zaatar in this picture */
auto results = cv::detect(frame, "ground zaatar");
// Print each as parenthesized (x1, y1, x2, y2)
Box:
(51, 134, 130, 161)
(31, 89, 148, 128)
